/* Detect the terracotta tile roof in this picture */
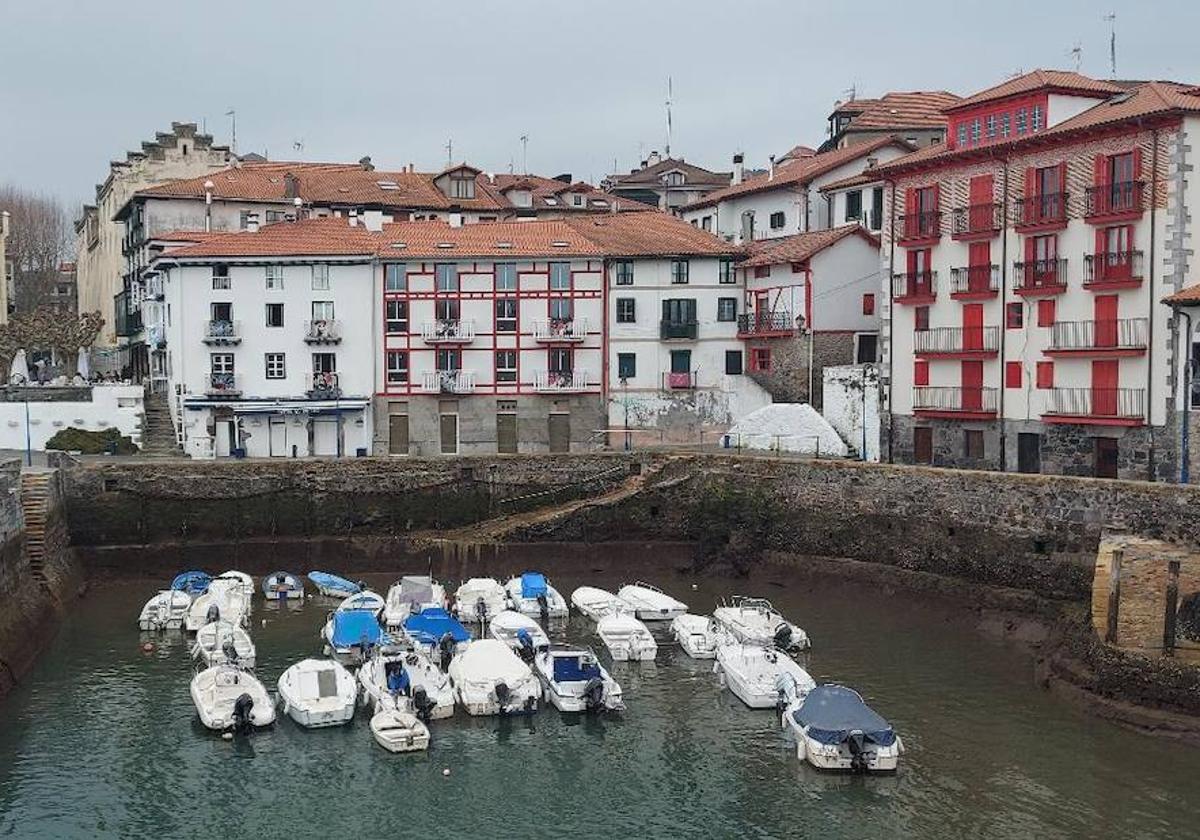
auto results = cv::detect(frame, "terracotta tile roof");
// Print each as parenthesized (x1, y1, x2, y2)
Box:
(158, 217, 384, 259)
(739, 224, 878, 268)
(945, 69, 1124, 112)
(490, 174, 652, 212)
(844, 91, 961, 130)
(830, 98, 883, 115)
(818, 169, 886, 192)
(608, 157, 732, 187)
(1163, 284, 1200, 305)
(560, 212, 741, 257)
(377, 219, 605, 258)
(778, 144, 818, 163)
(682, 137, 914, 211)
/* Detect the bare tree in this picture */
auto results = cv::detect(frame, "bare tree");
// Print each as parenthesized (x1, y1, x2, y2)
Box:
(0, 184, 73, 315)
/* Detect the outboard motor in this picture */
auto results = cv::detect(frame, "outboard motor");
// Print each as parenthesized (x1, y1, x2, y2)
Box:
(438, 632, 456, 672)
(583, 677, 606, 711)
(232, 693, 254, 733)
(206, 603, 221, 624)
(474, 597, 487, 624)
(412, 686, 435, 722)
(494, 680, 511, 713)
(773, 624, 794, 650)
(847, 730, 868, 774)
(536, 593, 549, 621)
(515, 628, 535, 662)
(522, 695, 536, 714)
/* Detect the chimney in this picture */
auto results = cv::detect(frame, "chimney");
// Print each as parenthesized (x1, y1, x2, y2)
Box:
(768, 154, 776, 181)
(284, 172, 300, 200)
(348, 209, 358, 227)
(732, 153, 744, 185)
(1, 210, 9, 238)
(359, 156, 374, 171)
(448, 212, 464, 228)
(647, 150, 662, 167)
(246, 212, 260, 233)
(292, 197, 303, 220)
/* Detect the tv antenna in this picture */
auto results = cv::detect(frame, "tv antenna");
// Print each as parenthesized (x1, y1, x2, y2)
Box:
(520, 135, 529, 175)
(1104, 12, 1117, 77)
(445, 139, 453, 166)
(225, 108, 237, 155)
(293, 139, 304, 154)
(1068, 42, 1082, 72)
(665, 76, 673, 157)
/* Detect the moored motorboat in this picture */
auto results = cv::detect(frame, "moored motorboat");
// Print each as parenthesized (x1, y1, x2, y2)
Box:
(617, 582, 688, 621)
(137, 589, 192, 631)
(277, 658, 357, 728)
(190, 664, 275, 732)
(337, 590, 386, 614)
(489, 610, 550, 661)
(713, 596, 810, 651)
(171, 570, 211, 596)
(671, 614, 721, 659)
(218, 571, 256, 606)
(714, 643, 816, 710)
(569, 586, 624, 621)
(448, 639, 540, 716)
(383, 575, 447, 629)
(503, 572, 569, 621)
(184, 576, 250, 632)
(596, 612, 658, 662)
(452, 578, 508, 625)
(403, 607, 471, 669)
(191, 620, 256, 668)
(781, 684, 902, 773)
(532, 645, 624, 713)
(262, 571, 304, 601)
(322, 609, 383, 666)
(307, 571, 362, 599)
(370, 705, 431, 753)
(359, 649, 455, 721)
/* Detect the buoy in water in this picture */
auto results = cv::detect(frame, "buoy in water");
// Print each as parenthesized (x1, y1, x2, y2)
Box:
(222, 732, 233, 741)
(442, 768, 451, 777)
(261, 619, 267, 628)
(141, 642, 155, 654)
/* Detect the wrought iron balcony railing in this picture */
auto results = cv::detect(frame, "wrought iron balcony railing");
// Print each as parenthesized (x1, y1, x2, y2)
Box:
(1048, 319, 1148, 352)
(913, 325, 999, 355)
(1085, 180, 1144, 218)
(1015, 192, 1069, 227)
(951, 202, 1002, 237)
(949, 264, 1000, 296)
(1044, 388, 1146, 420)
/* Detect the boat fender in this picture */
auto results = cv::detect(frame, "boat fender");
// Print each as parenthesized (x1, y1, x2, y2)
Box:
(494, 680, 511, 712)
(141, 642, 155, 654)
(795, 739, 806, 762)
(583, 677, 605, 711)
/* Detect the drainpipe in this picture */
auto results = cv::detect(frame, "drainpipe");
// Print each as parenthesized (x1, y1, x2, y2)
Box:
(998, 156, 1010, 471)
(1178, 307, 1192, 483)
(1147, 125, 1159, 481)
(885, 177, 896, 463)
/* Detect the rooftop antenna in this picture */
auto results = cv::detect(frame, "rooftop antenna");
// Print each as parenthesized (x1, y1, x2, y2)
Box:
(842, 85, 856, 103)
(445, 139, 453, 167)
(665, 76, 673, 158)
(293, 139, 304, 155)
(1068, 42, 1082, 72)
(520, 135, 529, 175)
(1104, 12, 1117, 77)
(225, 108, 236, 156)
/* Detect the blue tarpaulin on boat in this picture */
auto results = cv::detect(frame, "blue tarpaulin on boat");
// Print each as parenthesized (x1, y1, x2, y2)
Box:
(791, 685, 896, 747)
(171, 571, 211, 595)
(551, 654, 601, 684)
(520, 572, 548, 600)
(331, 610, 382, 648)
(403, 608, 471, 646)
(307, 571, 361, 596)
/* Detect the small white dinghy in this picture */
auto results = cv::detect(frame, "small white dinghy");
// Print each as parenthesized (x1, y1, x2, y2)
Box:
(715, 643, 816, 710)
(713, 596, 810, 651)
(781, 684, 903, 773)
(277, 658, 357, 728)
(671, 614, 721, 659)
(190, 664, 275, 732)
(596, 612, 658, 662)
(219, 571, 256, 609)
(503, 572, 569, 621)
(452, 578, 508, 625)
(262, 571, 304, 601)
(617, 582, 688, 621)
(448, 639, 540, 716)
(570, 586, 624, 621)
(137, 589, 191, 631)
(533, 645, 624, 713)
(191, 620, 256, 669)
(370, 703, 431, 753)
(383, 575, 447, 629)
(489, 610, 550, 660)
(337, 590, 386, 613)
(360, 649, 455, 721)
(184, 577, 250, 632)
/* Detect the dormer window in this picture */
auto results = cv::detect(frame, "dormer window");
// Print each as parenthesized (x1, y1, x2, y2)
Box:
(544, 197, 558, 206)
(664, 171, 685, 186)
(450, 177, 475, 199)
(572, 195, 582, 206)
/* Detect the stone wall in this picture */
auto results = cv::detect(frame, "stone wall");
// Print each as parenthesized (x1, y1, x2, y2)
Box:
(749, 332, 857, 408)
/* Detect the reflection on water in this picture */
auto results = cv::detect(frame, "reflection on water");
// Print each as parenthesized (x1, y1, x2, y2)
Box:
(2, 555, 1200, 839)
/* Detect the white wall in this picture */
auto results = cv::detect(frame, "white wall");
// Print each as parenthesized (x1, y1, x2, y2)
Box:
(5, 385, 144, 451)
(822, 365, 880, 461)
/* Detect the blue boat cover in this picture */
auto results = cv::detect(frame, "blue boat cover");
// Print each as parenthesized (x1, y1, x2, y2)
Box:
(520, 572, 548, 600)
(792, 685, 896, 747)
(331, 610, 382, 648)
(404, 607, 471, 646)
(552, 654, 601, 684)
(171, 571, 211, 595)
(307, 571, 361, 595)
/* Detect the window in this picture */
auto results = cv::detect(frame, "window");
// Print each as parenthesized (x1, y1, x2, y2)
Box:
(662, 298, 697, 325)
(1036, 165, 1061, 198)
(1006, 302, 1024, 329)
(385, 263, 407, 292)
(386, 350, 408, 385)
(495, 350, 517, 383)
(664, 171, 685, 186)
(1000, 112, 1011, 138)
(964, 430, 985, 459)
(495, 298, 517, 332)
(265, 302, 284, 328)
(435, 298, 460, 322)
(769, 211, 786, 230)
(970, 118, 981, 144)
(449, 177, 475, 199)
(572, 195, 583, 206)
(616, 298, 636, 323)
(1036, 361, 1054, 389)
(985, 114, 996, 139)
(549, 297, 572, 321)
(614, 261, 634, 286)
(719, 258, 735, 284)
(386, 300, 408, 334)
(548, 347, 572, 373)
(856, 333, 878, 363)
(725, 350, 743, 375)
(914, 306, 930, 332)
(617, 353, 636, 380)
(211, 301, 232, 323)
(1109, 152, 1135, 186)
(671, 260, 689, 284)
(862, 293, 875, 316)
(717, 298, 737, 322)
(1105, 224, 1131, 254)
(957, 123, 968, 147)
(312, 300, 334, 321)
(265, 353, 286, 380)
(311, 264, 330, 290)
(211, 353, 234, 374)
(312, 352, 336, 374)
(495, 263, 517, 291)
(702, 216, 713, 232)
(845, 190, 863, 222)
(754, 265, 771, 279)
(435, 263, 458, 292)
(751, 347, 771, 372)
(265, 265, 284, 290)
(1037, 299, 1056, 328)
(1005, 361, 1022, 389)
(436, 348, 461, 372)
(265, 209, 287, 223)
(914, 359, 929, 386)
(212, 265, 230, 290)
(1016, 107, 1028, 134)
(1031, 105, 1043, 132)
(549, 262, 571, 290)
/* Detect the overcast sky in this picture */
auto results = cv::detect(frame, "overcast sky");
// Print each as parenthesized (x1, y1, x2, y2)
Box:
(2, 0, 1197, 210)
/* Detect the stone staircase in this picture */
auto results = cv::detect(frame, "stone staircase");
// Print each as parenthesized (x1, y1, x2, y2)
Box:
(140, 391, 183, 457)
(19, 471, 52, 585)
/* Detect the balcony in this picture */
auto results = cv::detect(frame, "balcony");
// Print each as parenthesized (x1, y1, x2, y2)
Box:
(1012, 259, 1068, 296)
(421, 320, 475, 343)
(912, 386, 998, 419)
(206, 372, 241, 397)
(533, 369, 590, 392)
(914, 326, 999, 359)
(532, 319, 587, 342)
(1085, 181, 1144, 223)
(949, 264, 1000, 299)
(1046, 319, 1148, 357)
(1015, 192, 1069, 231)
(663, 371, 697, 390)
(307, 371, 342, 399)
(114, 291, 143, 338)
(737, 312, 795, 338)
(897, 211, 942, 245)
(1043, 388, 1146, 426)
(660, 320, 698, 340)
(951, 203, 1002, 240)
(1084, 251, 1144, 290)
(304, 319, 343, 344)
(423, 369, 476, 394)
(891, 271, 937, 304)
(203, 320, 242, 345)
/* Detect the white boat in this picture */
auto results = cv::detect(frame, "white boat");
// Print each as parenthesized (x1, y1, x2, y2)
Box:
(671, 614, 721, 659)
(276, 658, 357, 728)
(448, 639, 540, 716)
(569, 586, 624, 621)
(262, 571, 304, 601)
(532, 645, 624, 713)
(781, 684, 903, 773)
(617, 582, 688, 621)
(489, 610, 550, 660)
(337, 590, 386, 614)
(190, 664, 275, 732)
(503, 572, 569, 621)
(713, 596, 810, 651)
(370, 705, 431, 753)
(596, 612, 658, 662)
(184, 577, 250, 632)
(321, 609, 384, 666)
(137, 589, 191, 631)
(218, 570, 256, 607)
(359, 649, 455, 721)
(191, 620, 256, 668)
(714, 643, 816, 710)
(452, 578, 508, 625)
(383, 575, 447, 629)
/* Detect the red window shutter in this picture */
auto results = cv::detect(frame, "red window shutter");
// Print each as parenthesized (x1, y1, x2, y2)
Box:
(906, 248, 917, 275)
(1057, 162, 1067, 194)
(931, 183, 940, 214)
(862, 293, 875, 315)
(1132, 146, 1143, 181)
(904, 187, 917, 215)
(914, 306, 930, 331)
(1024, 236, 1036, 262)
(914, 360, 929, 386)
(1094, 226, 1107, 256)
(1024, 166, 1037, 198)
(1037, 299, 1056, 328)
(1005, 361, 1022, 388)
(968, 241, 990, 268)
(1093, 154, 1108, 187)
(1036, 361, 1054, 389)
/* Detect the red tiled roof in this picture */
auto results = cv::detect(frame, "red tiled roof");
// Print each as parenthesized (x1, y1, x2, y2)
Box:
(376, 219, 604, 258)
(844, 91, 960, 130)
(739, 225, 878, 268)
(945, 69, 1123, 112)
(608, 157, 732, 187)
(778, 144, 817, 162)
(560, 212, 741, 257)
(149, 229, 226, 243)
(159, 217, 384, 258)
(818, 169, 885, 192)
(1163, 284, 1200, 305)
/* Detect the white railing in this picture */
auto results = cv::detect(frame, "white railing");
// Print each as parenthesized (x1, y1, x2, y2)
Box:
(421, 320, 475, 343)
(533, 369, 590, 392)
(423, 370, 476, 394)
(532, 319, 587, 342)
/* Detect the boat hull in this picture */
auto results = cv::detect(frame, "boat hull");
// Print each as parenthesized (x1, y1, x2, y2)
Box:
(371, 709, 430, 752)
(280, 697, 355, 728)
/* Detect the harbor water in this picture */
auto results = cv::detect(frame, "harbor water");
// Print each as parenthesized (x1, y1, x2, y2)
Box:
(3, 552, 1200, 839)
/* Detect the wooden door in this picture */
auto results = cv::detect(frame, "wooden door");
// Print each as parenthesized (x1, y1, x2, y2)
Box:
(548, 413, 570, 453)
(269, 418, 287, 457)
(388, 414, 409, 455)
(968, 174, 994, 231)
(913, 427, 933, 464)
(1094, 437, 1119, 479)
(962, 304, 984, 351)
(1017, 432, 1041, 474)
(439, 413, 458, 455)
(1094, 295, 1119, 348)
(1092, 359, 1119, 416)
(968, 242, 991, 292)
(497, 413, 517, 454)
(961, 360, 984, 411)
